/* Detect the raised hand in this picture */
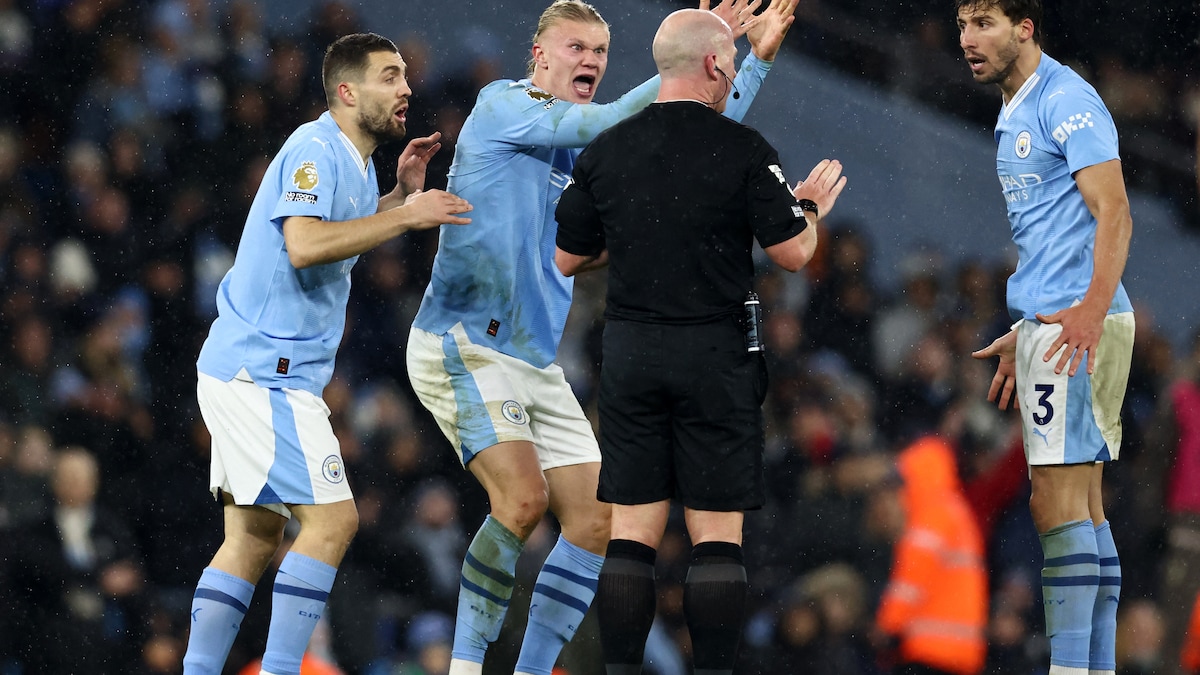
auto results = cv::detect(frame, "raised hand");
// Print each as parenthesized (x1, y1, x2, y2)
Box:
(747, 0, 798, 61)
(700, 0, 763, 40)
(793, 159, 846, 220)
(395, 132, 443, 200)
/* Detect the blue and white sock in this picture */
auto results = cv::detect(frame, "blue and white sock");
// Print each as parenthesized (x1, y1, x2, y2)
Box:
(1041, 519, 1099, 674)
(1089, 521, 1120, 675)
(182, 567, 256, 675)
(453, 515, 524, 665)
(514, 536, 603, 675)
(261, 552, 337, 675)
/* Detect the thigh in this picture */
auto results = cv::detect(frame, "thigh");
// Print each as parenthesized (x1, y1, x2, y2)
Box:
(197, 371, 351, 516)
(670, 330, 768, 512)
(597, 321, 673, 506)
(406, 325, 535, 465)
(524, 361, 601, 469)
(1017, 318, 1126, 465)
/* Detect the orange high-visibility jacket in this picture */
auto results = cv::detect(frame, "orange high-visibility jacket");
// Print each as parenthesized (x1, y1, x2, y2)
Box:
(876, 436, 989, 675)
(1182, 591, 1200, 672)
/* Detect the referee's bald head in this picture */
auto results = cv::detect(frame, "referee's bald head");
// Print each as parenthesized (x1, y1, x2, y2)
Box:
(652, 9, 733, 77)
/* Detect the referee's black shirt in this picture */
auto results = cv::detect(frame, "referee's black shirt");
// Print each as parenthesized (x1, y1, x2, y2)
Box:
(555, 100, 806, 325)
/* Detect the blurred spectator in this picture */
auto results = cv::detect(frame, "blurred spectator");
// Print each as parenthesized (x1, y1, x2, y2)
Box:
(0, 424, 54, 529)
(1114, 599, 1165, 675)
(743, 562, 876, 674)
(366, 610, 454, 675)
(1152, 329, 1200, 672)
(6, 445, 149, 672)
(871, 248, 945, 383)
(871, 436, 988, 675)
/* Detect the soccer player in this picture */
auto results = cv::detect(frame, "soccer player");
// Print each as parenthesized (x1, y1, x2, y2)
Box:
(404, 2, 798, 674)
(960, 2, 1135, 674)
(184, 33, 471, 675)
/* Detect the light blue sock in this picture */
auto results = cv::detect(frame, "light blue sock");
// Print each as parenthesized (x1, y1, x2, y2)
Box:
(1090, 521, 1120, 674)
(1041, 519, 1099, 671)
(183, 567, 256, 675)
(515, 536, 603, 675)
(453, 515, 524, 664)
(261, 552, 337, 675)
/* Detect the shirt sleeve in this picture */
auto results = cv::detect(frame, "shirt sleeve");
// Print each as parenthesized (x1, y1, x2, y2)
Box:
(746, 141, 807, 248)
(723, 52, 771, 123)
(270, 135, 339, 225)
(555, 152, 606, 256)
(1042, 82, 1120, 174)
(484, 76, 660, 150)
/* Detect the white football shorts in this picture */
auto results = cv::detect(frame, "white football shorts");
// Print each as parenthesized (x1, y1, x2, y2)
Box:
(406, 324, 600, 468)
(1015, 312, 1134, 465)
(196, 369, 353, 517)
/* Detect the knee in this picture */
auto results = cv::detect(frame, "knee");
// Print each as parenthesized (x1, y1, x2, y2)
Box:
(492, 484, 550, 538)
(563, 502, 611, 554)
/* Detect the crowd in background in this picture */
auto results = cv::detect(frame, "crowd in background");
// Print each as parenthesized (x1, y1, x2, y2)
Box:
(0, 0, 1199, 674)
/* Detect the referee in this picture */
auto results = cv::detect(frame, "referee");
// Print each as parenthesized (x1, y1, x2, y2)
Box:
(554, 8, 846, 675)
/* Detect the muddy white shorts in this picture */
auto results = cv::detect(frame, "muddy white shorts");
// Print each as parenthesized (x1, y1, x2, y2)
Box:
(1014, 312, 1134, 466)
(406, 324, 600, 469)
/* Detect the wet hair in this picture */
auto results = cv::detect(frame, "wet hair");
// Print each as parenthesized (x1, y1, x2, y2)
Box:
(527, 0, 609, 76)
(955, 0, 1042, 43)
(322, 32, 400, 106)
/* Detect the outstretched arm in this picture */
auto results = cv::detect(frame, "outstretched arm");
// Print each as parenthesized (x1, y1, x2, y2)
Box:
(746, 0, 799, 61)
(721, 0, 799, 121)
(701, 0, 763, 39)
(284, 190, 472, 269)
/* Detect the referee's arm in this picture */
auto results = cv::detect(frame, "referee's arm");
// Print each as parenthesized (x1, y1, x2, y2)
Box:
(555, 179, 607, 276)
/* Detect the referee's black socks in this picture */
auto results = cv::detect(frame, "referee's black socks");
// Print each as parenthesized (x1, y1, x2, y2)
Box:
(596, 538, 657, 675)
(685, 541, 748, 675)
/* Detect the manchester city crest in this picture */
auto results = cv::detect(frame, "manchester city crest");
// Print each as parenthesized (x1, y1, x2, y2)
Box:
(1015, 131, 1032, 159)
(501, 400, 528, 425)
(322, 455, 345, 483)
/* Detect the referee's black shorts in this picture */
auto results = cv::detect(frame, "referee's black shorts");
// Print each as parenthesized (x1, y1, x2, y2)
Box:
(597, 317, 768, 511)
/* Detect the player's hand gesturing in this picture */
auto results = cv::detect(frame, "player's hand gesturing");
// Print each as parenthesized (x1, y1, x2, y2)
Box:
(701, 0, 763, 40)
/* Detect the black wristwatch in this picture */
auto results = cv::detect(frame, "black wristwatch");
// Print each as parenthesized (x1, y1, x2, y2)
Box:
(797, 199, 819, 218)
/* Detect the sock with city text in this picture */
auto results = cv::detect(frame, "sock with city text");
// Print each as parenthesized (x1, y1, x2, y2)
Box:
(1089, 521, 1120, 675)
(182, 567, 256, 674)
(1041, 519, 1099, 674)
(514, 535, 603, 675)
(453, 515, 524, 665)
(261, 552, 337, 675)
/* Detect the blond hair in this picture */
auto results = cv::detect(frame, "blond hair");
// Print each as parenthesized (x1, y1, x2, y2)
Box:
(527, 0, 609, 76)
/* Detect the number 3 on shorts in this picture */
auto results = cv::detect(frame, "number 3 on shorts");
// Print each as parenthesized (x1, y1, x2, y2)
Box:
(1032, 383, 1054, 425)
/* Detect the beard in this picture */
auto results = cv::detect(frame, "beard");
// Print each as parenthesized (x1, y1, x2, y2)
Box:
(359, 101, 406, 145)
(974, 34, 1021, 85)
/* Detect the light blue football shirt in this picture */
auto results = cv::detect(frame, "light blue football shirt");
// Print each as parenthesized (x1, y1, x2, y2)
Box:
(994, 53, 1132, 322)
(412, 55, 771, 368)
(197, 112, 379, 395)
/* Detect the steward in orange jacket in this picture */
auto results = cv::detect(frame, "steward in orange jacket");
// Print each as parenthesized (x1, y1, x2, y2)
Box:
(874, 436, 989, 675)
